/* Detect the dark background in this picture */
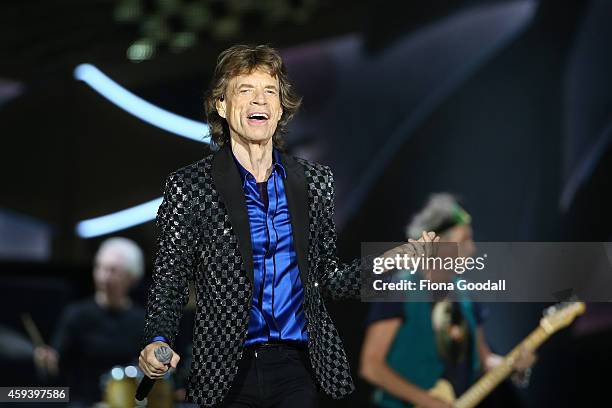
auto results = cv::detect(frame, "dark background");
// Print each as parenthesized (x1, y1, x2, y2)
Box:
(1, 0, 611, 406)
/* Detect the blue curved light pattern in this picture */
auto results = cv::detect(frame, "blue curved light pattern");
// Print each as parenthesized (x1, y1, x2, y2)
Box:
(76, 197, 163, 238)
(73, 63, 210, 143)
(73, 63, 210, 238)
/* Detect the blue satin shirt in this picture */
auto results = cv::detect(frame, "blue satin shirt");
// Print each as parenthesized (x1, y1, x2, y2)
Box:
(233, 149, 308, 346)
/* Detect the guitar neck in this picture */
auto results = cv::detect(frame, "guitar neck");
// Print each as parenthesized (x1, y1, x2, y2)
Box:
(455, 326, 549, 408)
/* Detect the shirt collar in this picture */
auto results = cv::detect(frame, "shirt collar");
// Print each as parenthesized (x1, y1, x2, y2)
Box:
(232, 147, 287, 186)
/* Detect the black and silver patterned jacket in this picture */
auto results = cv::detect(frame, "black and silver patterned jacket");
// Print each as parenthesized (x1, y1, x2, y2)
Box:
(142, 145, 364, 407)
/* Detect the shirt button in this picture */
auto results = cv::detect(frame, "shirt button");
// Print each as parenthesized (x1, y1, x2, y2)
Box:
(314, 281, 319, 288)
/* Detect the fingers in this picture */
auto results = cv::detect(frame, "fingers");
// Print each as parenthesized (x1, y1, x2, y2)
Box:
(422, 231, 433, 257)
(33, 347, 44, 366)
(33, 346, 59, 375)
(147, 353, 167, 371)
(45, 348, 59, 376)
(139, 353, 167, 379)
(514, 348, 537, 370)
(404, 241, 418, 257)
(411, 231, 439, 257)
(138, 343, 175, 379)
(170, 352, 181, 369)
(511, 349, 534, 388)
(408, 239, 423, 255)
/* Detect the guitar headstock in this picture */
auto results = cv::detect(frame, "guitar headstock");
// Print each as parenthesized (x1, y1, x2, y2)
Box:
(540, 301, 586, 334)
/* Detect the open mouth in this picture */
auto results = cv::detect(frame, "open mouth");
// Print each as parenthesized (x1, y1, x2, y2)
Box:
(247, 112, 269, 124)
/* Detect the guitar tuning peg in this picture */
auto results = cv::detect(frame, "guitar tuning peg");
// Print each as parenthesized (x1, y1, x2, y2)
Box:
(544, 305, 557, 316)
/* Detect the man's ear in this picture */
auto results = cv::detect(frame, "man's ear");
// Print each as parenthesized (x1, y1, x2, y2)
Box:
(216, 96, 227, 119)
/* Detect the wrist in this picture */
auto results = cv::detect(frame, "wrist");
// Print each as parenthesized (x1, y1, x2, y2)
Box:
(150, 336, 168, 344)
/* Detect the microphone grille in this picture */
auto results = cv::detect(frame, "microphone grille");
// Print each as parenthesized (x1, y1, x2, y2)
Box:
(154, 345, 173, 364)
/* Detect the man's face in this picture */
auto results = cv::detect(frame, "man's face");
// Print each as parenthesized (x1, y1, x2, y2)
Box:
(93, 247, 133, 298)
(216, 68, 283, 145)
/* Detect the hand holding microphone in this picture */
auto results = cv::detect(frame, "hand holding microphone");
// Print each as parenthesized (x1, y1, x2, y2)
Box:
(139, 341, 180, 378)
(136, 341, 180, 402)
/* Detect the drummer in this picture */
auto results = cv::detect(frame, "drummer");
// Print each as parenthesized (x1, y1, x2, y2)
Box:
(34, 237, 146, 407)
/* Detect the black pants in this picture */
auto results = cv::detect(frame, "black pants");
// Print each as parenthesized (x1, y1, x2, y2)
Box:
(220, 344, 319, 408)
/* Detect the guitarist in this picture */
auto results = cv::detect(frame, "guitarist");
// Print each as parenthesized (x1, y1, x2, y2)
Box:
(359, 194, 536, 408)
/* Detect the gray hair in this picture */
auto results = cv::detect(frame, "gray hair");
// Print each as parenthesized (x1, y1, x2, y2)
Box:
(96, 237, 145, 282)
(406, 193, 467, 240)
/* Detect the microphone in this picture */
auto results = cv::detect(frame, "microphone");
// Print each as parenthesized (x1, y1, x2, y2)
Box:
(135, 345, 173, 405)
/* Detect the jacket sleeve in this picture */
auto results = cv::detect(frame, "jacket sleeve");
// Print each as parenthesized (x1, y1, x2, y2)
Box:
(317, 166, 369, 301)
(142, 172, 196, 349)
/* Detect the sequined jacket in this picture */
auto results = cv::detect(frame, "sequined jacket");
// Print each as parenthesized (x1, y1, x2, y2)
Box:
(142, 145, 364, 407)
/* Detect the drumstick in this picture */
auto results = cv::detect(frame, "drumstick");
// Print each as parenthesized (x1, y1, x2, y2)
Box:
(21, 313, 56, 379)
(21, 313, 45, 347)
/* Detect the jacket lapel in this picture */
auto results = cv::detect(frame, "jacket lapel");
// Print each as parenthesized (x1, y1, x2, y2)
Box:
(212, 145, 254, 284)
(279, 151, 311, 287)
(211, 145, 312, 288)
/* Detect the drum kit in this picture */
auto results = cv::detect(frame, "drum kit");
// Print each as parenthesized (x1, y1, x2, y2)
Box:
(13, 313, 178, 407)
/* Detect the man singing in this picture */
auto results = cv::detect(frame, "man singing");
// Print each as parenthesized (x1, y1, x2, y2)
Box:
(138, 44, 435, 407)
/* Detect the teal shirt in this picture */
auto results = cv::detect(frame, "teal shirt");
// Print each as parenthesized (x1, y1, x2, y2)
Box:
(370, 297, 481, 408)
